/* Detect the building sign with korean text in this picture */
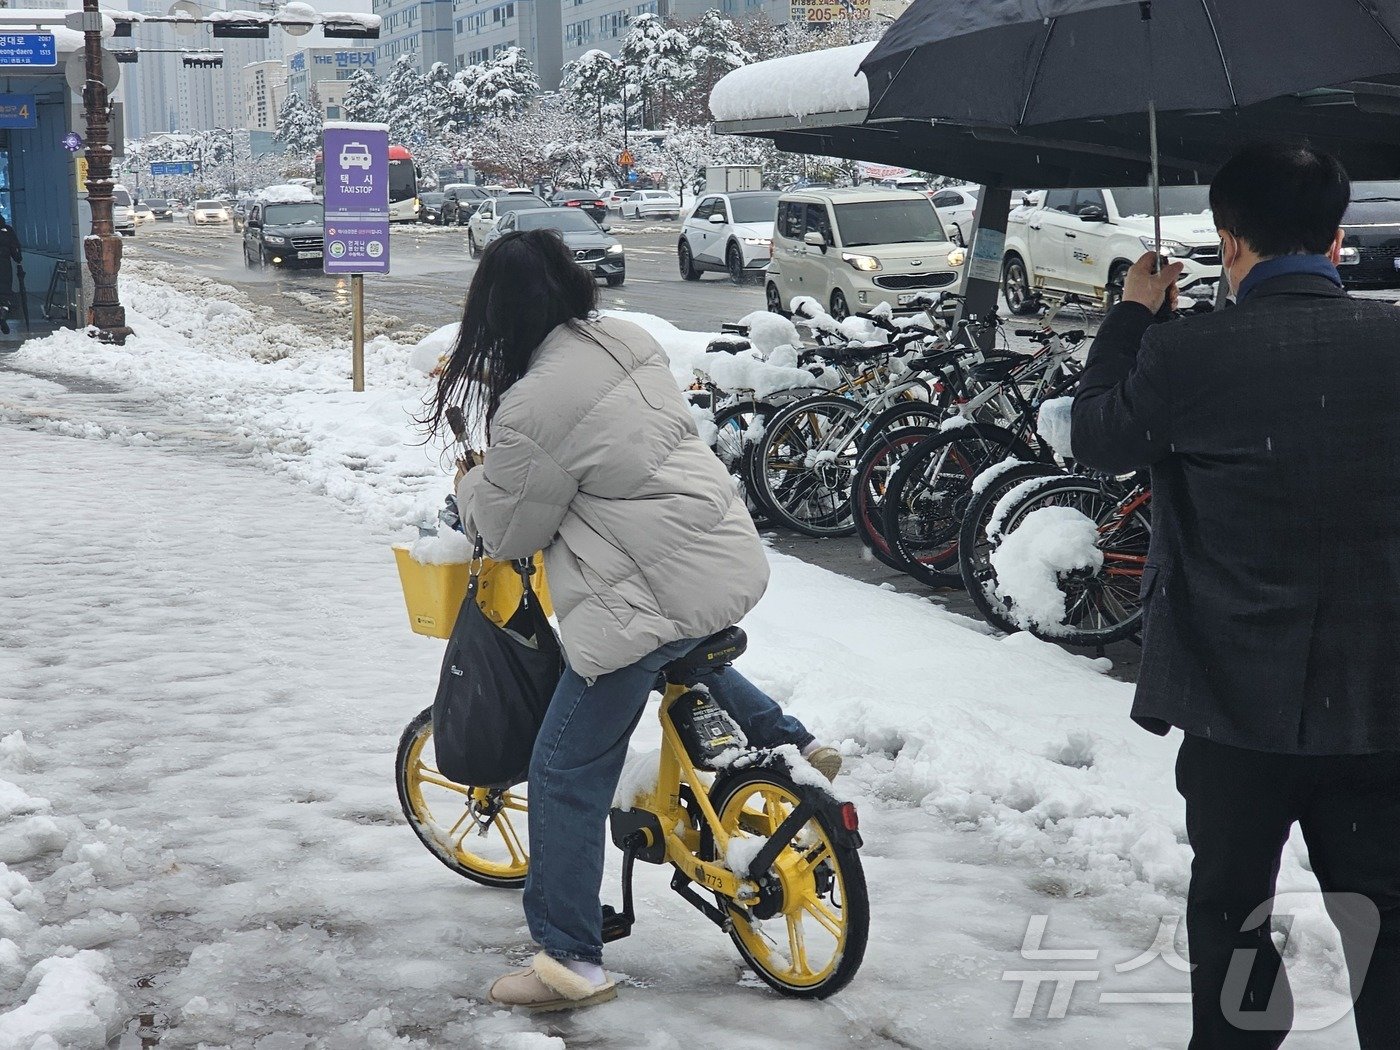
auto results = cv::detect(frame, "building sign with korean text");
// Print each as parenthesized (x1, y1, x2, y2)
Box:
(0, 94, 37, 128)
(322, 123, 390, 276)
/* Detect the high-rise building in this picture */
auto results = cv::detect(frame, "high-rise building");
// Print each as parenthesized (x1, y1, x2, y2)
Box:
(373, 0, 454, 70)
(243, 60, 287, 133)
(451, 0, 559, 87)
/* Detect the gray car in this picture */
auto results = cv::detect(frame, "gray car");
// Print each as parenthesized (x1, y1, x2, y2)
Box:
(486, 207, 626, 286)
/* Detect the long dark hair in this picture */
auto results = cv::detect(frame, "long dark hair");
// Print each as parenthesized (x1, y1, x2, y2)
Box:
(425, 228, 597, 442)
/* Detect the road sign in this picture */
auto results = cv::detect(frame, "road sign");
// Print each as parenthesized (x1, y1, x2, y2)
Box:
(0, 33, 56, 68)
(618, 149, 634, 168)
(0, 95, 36, 129)
(75, 156, 89, 194)
(627, 170, 639, 182)
(151, 161, 196, 176)
(321, 123, 390, 276)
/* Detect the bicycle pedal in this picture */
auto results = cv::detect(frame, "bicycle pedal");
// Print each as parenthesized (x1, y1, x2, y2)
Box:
(601, 905, 634, 943)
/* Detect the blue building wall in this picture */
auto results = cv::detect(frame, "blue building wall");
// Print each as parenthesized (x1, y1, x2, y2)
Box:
(1, 72, 80, 327)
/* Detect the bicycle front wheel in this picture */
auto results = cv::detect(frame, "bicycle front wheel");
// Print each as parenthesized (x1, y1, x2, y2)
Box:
(705, 769, 868, 999)
(395, 707, 531, 888)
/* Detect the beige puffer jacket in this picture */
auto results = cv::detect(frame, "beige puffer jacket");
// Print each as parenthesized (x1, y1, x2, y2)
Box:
(455, 315, 770, 680)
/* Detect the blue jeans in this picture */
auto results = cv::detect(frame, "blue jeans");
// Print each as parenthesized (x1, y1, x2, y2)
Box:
(522, 636, 815, 964)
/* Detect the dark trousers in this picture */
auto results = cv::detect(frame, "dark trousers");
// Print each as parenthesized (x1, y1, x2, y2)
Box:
(1176, 735, 1400, 1048)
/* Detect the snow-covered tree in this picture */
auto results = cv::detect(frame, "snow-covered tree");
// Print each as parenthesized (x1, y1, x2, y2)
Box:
(451, 46, 539, 123)
(619, 14, 694, 128)
(561, 49, 623, 137)
(274, 92, 322, 157)
(381, 55, 431, 144)
(341, 69, 386, 124)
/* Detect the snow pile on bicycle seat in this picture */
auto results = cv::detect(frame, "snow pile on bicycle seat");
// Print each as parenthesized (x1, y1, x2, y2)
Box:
(736, 311, 799, 357)
(1037, 397, 1076, 460)
(990, 506, 1104, 635)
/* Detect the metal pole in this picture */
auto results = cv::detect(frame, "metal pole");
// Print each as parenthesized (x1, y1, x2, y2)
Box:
(351, 273, 365, 391)
(1149, 97, 1161, 262)
(81, 0, 132, 343)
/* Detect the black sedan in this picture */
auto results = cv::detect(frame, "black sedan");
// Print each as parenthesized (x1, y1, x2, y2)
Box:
(551, 190, 608, 225)
(1340, 181, 1400, 289)
(441, 184, 492, 226)
(419, 191, 446, 225)
(146, 198, 175, 221)
(487, 208, 625, 286)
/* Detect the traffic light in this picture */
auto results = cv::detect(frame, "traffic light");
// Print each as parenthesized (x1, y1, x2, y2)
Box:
(182, 54, 224, 68)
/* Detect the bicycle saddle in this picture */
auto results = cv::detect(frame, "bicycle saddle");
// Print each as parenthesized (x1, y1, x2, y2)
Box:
(968, 354, 1030, 384)
(663, 626, 748, 685)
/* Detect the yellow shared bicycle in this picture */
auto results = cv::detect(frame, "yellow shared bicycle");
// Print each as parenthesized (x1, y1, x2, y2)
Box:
(395, 622, 870, 998)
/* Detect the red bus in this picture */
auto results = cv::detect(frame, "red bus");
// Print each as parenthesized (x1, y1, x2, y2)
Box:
(314, 144, 421, 222)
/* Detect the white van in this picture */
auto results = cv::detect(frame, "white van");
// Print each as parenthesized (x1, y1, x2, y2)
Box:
(765, 188, 966, 318)
(110, 185, 136, 237)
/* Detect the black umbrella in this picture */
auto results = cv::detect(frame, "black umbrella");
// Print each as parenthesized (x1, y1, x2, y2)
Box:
(861, 0, 1400, 253)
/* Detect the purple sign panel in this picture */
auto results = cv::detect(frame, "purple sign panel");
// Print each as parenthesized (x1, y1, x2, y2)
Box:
(322, 123, 390, 275)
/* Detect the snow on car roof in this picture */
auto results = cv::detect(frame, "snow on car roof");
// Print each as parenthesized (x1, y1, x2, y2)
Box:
(710, 41, 874, 123)
(256, 184, 319, 204)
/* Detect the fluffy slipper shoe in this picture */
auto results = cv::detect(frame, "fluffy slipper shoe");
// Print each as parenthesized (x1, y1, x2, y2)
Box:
(488, 952, 618, 1012)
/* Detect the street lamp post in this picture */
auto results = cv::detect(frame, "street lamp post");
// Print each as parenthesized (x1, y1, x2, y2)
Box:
(81, 0, 132, 343)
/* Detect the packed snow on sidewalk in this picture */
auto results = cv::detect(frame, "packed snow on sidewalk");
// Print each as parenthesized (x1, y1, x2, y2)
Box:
(0, 266, 1354, 1048)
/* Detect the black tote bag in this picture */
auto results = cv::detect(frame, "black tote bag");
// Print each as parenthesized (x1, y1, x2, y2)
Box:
(432, 545, 563, 788)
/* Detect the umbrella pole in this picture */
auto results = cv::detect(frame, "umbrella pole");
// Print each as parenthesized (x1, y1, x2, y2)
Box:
(1149, 97, 1162, 274)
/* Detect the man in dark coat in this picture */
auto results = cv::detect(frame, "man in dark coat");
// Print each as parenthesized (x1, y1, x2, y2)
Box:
(1073, 144, 1400, 1049)
(0, 213, 22, 335)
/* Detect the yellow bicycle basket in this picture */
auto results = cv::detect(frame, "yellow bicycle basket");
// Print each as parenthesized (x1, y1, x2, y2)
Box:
(392, 544, 552, 639)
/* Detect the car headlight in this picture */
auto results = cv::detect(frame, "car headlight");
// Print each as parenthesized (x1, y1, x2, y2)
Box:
(946, 247, 968, 267)
(1339, 246, 1360, 265)
(606, 243, 624, 256)
(742, 237, 771, 247)
(1140, 237, 1193, 258)
(841, 252, 881, 272)
(265, 235, 288, 245)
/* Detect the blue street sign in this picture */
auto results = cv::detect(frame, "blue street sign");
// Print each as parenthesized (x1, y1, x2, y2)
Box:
(627, 170, 639, 182)
(0, 33, 56, 68)
(0, 95, 36, 129)
(151, 161, 196, 176)
(321, 124, 390, 276)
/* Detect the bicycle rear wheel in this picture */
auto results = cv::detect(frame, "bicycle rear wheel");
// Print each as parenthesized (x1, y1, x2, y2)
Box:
(881, 424, 1036, 588)
(958, 463, 1065, 632)
(852, 426, 939, 571)
(713, 400, 776, 528)
(990, 477, 1152, 647)
(395, 708, 530, 888)
(705, 768, 868, 999)
(752, 395, 863, 537)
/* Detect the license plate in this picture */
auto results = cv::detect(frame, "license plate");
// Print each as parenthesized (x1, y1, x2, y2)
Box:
(297, 250, 321, 260)
(897, 292, 923, 305)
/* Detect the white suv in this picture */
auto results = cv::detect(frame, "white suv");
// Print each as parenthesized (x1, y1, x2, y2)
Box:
(110, 185, 137, 237)
(678, 190, 780, 284)
(765, 188, 966, 319)
(1003, 185, 1221, 311)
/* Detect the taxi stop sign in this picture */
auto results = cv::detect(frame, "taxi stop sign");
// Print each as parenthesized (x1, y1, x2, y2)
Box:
(321, 122, 390, 392)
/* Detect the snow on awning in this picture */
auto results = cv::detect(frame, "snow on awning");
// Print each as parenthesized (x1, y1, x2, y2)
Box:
(709, 41, 874, 125)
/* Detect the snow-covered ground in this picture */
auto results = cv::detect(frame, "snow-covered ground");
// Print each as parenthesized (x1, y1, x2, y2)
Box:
(0, 266, 1354, 1047)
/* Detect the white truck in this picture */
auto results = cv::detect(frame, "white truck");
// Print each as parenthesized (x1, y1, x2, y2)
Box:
(705, 165, 762, 193)
(1001, 185, 1222, 313)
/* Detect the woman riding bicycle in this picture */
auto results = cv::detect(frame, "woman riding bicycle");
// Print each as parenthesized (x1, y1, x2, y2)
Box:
(427, 229, 841, 1011)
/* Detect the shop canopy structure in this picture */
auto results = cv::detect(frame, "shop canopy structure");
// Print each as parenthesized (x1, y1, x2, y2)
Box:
(710, 41, 1400, 323)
